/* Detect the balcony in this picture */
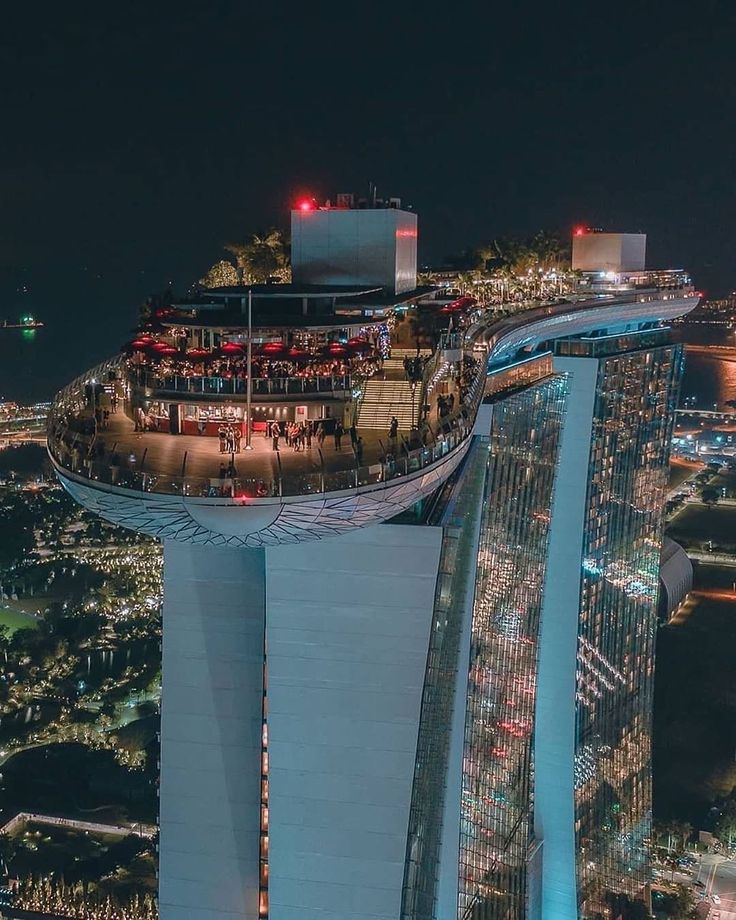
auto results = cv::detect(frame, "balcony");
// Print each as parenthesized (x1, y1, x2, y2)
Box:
(130, 367, 354, 399)
(48, 355, 485, 501)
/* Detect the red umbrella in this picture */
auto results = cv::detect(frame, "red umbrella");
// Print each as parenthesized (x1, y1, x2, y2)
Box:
(324, 343, 348, 357)
(346, 341, 373, 355)
(287, 346, 309, 361)
(128, 339, 150, 350)
(156, 344, 178, 356)
(218, 341, 245, 355)
(186, 347, 211, 360)
(260, 342, 288, 357)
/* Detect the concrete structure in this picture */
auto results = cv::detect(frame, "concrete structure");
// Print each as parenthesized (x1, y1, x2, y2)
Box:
(49, 237, 697, 917)
(291, 202, 418, 295)
(659, 536, 693, 621)
(572, 231, 647, 273)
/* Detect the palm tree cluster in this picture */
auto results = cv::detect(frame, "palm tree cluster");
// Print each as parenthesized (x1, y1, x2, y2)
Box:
(199, 229, 290, 288)
(420, 232, 574, 303)
(487, 231, 570, 276)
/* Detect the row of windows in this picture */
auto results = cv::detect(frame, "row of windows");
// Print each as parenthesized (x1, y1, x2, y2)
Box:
(458, 376, 569, 920)
(575, 345, 683, 918)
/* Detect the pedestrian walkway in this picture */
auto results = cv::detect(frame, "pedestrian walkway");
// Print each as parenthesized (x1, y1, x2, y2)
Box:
(61, 412, 424, 488)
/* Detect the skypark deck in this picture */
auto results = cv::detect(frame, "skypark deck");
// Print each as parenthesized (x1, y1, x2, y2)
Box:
(48, 354, 483, 501)
(46, 288, 698, 547)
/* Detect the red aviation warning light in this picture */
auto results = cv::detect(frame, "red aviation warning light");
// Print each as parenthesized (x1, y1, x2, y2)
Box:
(297, 198, 314, 211)
(574, 225, 586, 237)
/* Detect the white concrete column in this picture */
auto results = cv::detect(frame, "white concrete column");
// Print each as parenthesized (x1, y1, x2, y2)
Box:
(159, 541, 266, 920)
(265, 524, 443, 920)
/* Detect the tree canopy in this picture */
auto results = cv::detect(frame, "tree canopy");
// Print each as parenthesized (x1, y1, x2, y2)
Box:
(199, 229, 290, 287)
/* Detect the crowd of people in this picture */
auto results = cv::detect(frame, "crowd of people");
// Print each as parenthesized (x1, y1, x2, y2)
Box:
(263, 419, 362, 460)
(218, 423, 242, 453)
(129, 352, 383, 384)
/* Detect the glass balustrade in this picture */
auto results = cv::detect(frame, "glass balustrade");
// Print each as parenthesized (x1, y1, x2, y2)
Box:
(129, 368, 353, 397)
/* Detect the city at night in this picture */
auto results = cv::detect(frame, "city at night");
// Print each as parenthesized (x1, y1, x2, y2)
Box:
(1, 3, 736, 920)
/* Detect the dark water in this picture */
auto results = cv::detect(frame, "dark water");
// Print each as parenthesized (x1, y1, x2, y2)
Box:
(0, 272, 142, 405)
(0, 318, 133, 405)
(76, 639, 154, 682)
(676, 326, 736, 409)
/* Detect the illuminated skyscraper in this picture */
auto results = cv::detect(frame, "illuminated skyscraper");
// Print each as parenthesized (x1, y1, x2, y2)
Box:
(48, 209, 694, 920)
(448, 329, 683, 920)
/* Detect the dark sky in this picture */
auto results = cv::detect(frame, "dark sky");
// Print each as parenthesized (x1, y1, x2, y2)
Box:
(1, 0, 734, 400)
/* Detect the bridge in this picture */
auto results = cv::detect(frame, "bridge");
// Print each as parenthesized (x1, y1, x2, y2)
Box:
(675, 408, 736, 421)
(686, 344, 736, 361)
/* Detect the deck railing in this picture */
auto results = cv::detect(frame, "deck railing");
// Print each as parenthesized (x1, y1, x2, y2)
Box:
(130, 367, 353, 397)
(47, 353, 485, 500)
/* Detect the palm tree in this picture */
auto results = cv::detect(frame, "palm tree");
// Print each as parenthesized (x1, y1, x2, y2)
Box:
(224, 229, 290, 284)
(530, 230, 569, 271)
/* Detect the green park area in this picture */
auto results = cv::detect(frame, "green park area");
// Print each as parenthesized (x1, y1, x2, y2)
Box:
(0, 604, 39, 635)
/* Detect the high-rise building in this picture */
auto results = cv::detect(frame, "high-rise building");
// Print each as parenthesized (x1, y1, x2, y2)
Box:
(47, 214, 696, 920)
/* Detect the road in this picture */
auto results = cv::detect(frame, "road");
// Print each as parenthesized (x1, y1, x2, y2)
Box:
(0, 811, 157, 839)
(696, 855, 736, 919)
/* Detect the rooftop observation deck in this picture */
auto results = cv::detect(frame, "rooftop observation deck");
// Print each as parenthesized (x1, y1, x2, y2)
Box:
(47, 288, 699, 509)
(48, 341, 483, 501)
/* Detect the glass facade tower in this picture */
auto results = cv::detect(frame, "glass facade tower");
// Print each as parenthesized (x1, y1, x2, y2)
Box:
(573, 340, 683, 918)
(459, 375, 569, 919)
(402, 331, 683, 920)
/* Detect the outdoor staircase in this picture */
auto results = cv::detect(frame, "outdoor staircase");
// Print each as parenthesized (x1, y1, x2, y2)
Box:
(357, 360, 416, 431)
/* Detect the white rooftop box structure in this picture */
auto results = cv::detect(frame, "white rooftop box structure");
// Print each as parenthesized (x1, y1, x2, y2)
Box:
(572, 231, 647, 273)
(291, 205, 418, 295)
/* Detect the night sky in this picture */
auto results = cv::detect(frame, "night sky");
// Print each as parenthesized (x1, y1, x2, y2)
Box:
(1, 1, 734, 401)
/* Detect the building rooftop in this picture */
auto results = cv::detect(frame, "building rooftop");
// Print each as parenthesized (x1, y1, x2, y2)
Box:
(165, 285, 438, 330)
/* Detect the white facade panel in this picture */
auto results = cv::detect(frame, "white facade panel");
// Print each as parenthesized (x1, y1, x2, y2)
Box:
(619, 233, 647, 272)
(265, 524, 443, 920)
(159, 542, 266, 920)
(291, 208, 418, 294)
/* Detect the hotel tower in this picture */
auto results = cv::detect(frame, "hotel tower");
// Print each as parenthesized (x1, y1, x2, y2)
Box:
(48, 207, 695, 920)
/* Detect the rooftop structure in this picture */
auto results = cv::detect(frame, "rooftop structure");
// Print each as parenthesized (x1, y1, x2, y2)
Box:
(291, 192, 418, 295)
(572, 229, 647, 273)
(47, 213, 698, 920)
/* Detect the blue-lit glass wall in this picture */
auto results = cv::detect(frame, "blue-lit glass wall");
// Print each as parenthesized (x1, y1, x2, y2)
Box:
(401, 439, 489, 920)
(574, 344, 683, 917)
(458, 375, 569, 920)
